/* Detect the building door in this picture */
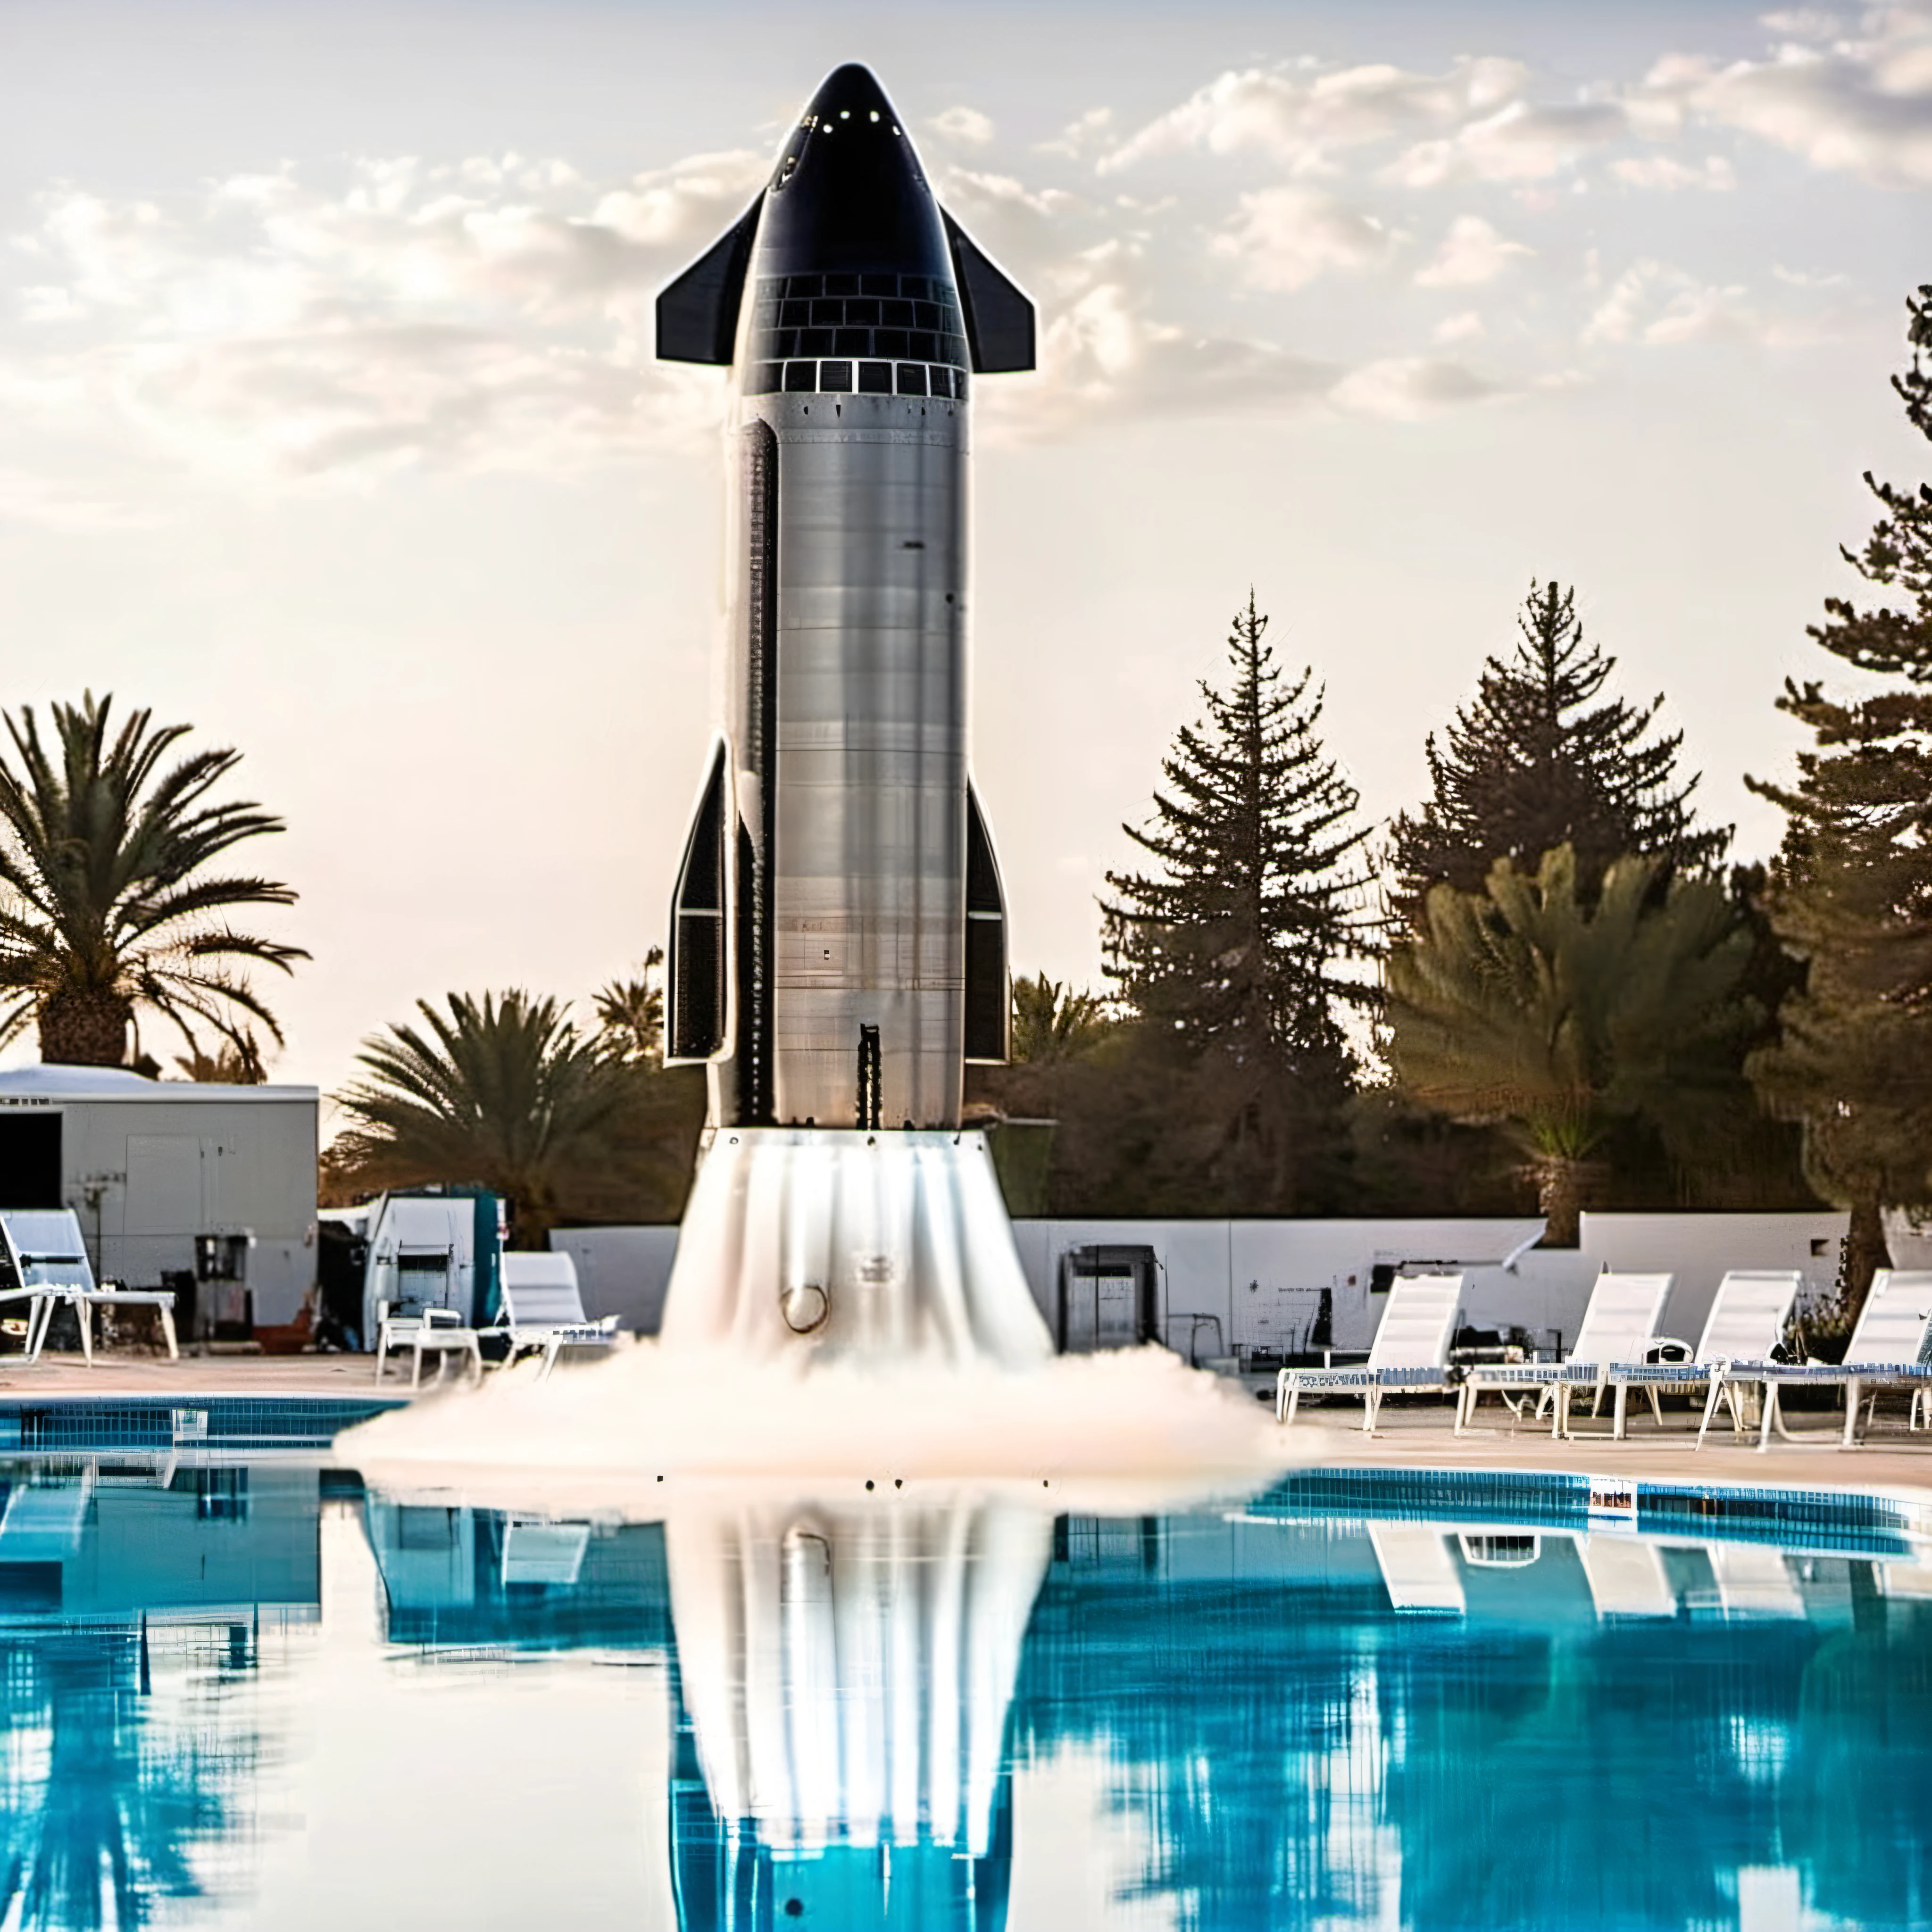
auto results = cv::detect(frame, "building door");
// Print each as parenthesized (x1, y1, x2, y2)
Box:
(1058, 1245, 1158, 1352)
(126, 1135, 207, 1234)
(0, 1115, 61, 1210)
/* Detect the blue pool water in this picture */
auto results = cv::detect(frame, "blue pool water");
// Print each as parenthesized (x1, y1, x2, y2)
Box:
(0, 1454, 1928, 1931)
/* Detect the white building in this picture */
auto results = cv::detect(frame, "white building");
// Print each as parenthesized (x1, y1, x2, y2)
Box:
(0, 1066, 317, 1328)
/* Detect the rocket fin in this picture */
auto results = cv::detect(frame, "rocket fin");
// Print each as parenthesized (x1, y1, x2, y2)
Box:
(656, 198, 763, 365)
(941, 210, 1035, 374)
(667, 743, 729, 1062)
(964, 783, 1010, 1063)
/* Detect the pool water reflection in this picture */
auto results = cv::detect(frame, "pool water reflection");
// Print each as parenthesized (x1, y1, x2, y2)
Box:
(1, 1457, 1929, 1930)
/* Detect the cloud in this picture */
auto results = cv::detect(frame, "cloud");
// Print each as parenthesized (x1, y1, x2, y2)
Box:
(1099, 58, 1528, 175)
(971, 233, 1503, 441)
(1386, 100, 1632, 185)
(1433, 310, 1486, 343)
(0, 150, 775, 482)
(1212, 187, 1396, 291)
(1039, 107, 1116, 160)
(0, 465, 159, 532)
(1759, 10, 1846, 41)
(1646, 7, 1932, 186)
(1580, 257, 1855, 347)
(929, 107, 995, 148)
(1610, 153, 1738, 190)
(1413, 215, 1533, 286)
(1329, 356, 1499, 419)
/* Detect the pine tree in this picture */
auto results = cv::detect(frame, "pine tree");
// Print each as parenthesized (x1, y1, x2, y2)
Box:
(1389, 581, 1729, 922)
(1747, 283, 1932, 1307)
(1100, 594, 1371, 1211)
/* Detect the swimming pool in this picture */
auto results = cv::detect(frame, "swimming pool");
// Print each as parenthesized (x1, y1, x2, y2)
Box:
(0, 1455, 1926, 1930)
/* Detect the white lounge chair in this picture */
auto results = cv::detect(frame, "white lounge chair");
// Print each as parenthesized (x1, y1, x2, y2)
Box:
(1591, 1269, 1799, 1444)
(1368, 1524, 1465, 1613)
(1455, 1272, 1673, 1439)
(1574, 1270, 1798, 1442)
(1, 1208, 177, 1364)
(1580, 1535, 1678, 1619)
(1275, 1273, 1463, 1431)
(374, 1299, 482, 1387)
(495, 1252, 618, 1380)
(1708, 1543, 1805, 1618)
(1700, 1268, 1932, 1450)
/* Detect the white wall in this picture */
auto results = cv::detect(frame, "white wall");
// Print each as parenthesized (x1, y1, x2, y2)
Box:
(9, 1088, 321, 1323)
(1578, 1212, 1849, 1349)
(1010, 1218, 1551, 1354)
(545, 1212, 1856, 1359)
(547, 1225, 681, 1333)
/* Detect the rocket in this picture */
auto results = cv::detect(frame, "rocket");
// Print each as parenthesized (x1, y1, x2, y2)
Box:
(657, 62, 1033, 1135)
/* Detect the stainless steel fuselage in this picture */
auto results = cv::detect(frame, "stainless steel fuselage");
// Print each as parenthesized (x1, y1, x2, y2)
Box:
(724, 375, 968, 1129)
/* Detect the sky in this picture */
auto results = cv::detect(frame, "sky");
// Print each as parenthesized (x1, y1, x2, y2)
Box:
(0, 0, 1927, 1111)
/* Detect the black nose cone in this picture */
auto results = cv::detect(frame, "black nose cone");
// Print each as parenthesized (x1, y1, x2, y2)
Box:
(807, 62, 897, 123)
(760, 63, 950, 283)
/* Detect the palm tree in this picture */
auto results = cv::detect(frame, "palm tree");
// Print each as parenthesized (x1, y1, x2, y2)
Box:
(1010, 973, 1111, 1065)
(0, 692, 306, 1066)
(1384, 846, 1757, 1243)
(592, 946, 665, 1066)
(333, 990, 640, 1244)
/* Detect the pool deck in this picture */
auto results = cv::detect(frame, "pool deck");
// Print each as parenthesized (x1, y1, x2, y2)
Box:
(4, 1353, 1932, 1501)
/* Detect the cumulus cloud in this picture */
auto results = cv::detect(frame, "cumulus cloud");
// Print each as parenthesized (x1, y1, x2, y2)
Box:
(1329, 356, 1499, 420)
(1039, 107, 1117, 160)
(1760, 10, 1847, 40)
(929, 107, 995, 147)
(1581, 257, 1854, 347)
(1099, 58, 1528, 175)
(1212, 187, 1396, 291)
(1610, 153, 1738, 190)
(1386, 100, 1631, 185)
(1413, 215, 1533, 286)
(0, 150, 773, 481)
(1433, 310, 1487, 343)
(969, 231, 1504, 442)
(1645, 6, 1932, 186)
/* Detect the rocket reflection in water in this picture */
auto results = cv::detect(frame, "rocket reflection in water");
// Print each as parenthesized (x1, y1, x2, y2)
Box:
(654, 64, 1051, 1368)
(666, 1495, 1047, 1931)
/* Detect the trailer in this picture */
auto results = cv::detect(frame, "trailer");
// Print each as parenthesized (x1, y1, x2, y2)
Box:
(0, 1065, 317, 1332)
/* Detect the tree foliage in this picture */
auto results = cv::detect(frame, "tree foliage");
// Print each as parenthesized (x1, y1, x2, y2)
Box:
(1385, 846, 1757, 1244)
(1010, 973, 1110, 1065)
(1084, 594, 1371, 1213)
(0, 692, 306, 1067)
(1747, 283, 1932, 1301)
(1389, 581, 1728, 921)
(333, 989, 702, 1243)
(1104, 593, 1370, 1064)
(593, 946, 665, 1066)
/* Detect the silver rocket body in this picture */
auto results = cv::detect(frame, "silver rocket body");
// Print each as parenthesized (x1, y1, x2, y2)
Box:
(659, 61, 1028, 1136)
(654, 64, 1052, 1368)
(726, 388, 968, 1129)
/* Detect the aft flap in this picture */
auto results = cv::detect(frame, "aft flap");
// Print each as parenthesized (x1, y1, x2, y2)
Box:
(667, 743, 729, 1062)
(941, 210, 1035, 374)
(656, 199, 763, 365)
(964, 783, 1009, 1063)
